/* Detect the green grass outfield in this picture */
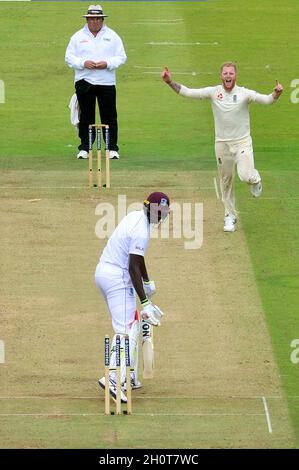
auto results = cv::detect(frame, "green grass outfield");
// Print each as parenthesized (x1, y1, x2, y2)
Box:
(0, 0, 299, 449)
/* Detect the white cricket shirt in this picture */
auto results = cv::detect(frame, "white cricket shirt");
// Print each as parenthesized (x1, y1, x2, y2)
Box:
(65, 24, 127, 85)
(179, 84, 275, 142)
(99, 211, 150, 269)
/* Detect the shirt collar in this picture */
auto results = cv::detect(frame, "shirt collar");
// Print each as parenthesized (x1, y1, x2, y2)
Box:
(83, 23, 107, 37)
(221, 84, 237, 94)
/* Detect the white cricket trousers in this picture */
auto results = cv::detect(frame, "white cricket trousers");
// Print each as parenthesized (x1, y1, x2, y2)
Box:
(95, 261, 136, 334)
(215, 136, 261, 217)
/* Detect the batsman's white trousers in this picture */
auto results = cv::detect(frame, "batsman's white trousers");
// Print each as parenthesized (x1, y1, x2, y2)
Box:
(95, 262, 136, 334)
(215, 136, 261, 217)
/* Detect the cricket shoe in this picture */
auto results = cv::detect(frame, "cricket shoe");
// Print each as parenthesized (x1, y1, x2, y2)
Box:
(109, 151, 120, 159)
(223, 215, 237, 232)
(98, 376, 127, 403)
(77, 150, 88, 159)
(123, 379, 142, 391)
(250, 180, 262, 198)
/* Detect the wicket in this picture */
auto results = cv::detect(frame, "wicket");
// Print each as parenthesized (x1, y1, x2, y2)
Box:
(88, 124, 110, 189)
(104, 334, 132, 415)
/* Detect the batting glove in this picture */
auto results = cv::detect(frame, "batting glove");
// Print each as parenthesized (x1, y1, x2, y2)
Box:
(140, 300, 162, 327)
(143, 280, 156, 297)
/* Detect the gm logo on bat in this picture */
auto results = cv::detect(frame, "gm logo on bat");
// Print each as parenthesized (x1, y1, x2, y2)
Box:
(290, 339, 299, 364)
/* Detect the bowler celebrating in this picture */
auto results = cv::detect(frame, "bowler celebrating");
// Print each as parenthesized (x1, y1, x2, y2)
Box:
(162, 63, 283, 232)
(96, 192, 170, 402)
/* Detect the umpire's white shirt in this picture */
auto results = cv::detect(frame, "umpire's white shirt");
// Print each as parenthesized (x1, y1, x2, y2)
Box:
(65, 24, 127, 85)
(179, 84, 275, 142)
(97, 210, 150, 272)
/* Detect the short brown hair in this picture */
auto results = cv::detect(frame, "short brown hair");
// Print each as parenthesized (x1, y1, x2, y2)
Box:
(220, 62, 237, 73)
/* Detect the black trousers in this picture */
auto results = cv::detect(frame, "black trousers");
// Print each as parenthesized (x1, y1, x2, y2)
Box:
(75, 79, 118, 152)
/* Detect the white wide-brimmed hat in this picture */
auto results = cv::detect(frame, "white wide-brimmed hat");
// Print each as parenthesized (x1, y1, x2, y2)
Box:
(83, 5, 108, 18)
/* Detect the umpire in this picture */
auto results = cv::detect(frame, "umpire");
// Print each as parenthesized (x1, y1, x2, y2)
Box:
(65, 4, 127, 160)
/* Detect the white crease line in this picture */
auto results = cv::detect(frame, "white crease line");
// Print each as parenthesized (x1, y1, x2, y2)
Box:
(134, 66, 213, 75)
(146, 42, 219, 46)
(213, 177, 220, 200)
(143, 72, 197, 76)
(134, 22, 184, 25)
(0, 395, 291, 400)
(134, 413, 264, 417)
(0, 412, 264, 418)
(0, 186, 215, 191)
(0, 186, 84, 190)
(262, 396, 273, 434)
(134, 66, 162, 69)
(0, 413, 97, 417)
(134, 19, 184, 22)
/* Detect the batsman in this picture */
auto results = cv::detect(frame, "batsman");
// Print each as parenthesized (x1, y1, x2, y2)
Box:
(96, 192, 171, 403)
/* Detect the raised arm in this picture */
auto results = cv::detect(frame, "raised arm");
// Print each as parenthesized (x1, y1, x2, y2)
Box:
(162, 66, 213, 99)
(272, 80, 283, 100)
(251, 80, 284, 105)
(161, 66, 181, 94)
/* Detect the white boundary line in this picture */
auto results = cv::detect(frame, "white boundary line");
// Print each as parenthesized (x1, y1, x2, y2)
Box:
(213, 176, 220, 200)
(262, 396, 273, 434)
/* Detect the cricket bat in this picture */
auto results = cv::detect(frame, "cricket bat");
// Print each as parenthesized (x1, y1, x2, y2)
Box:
(141, 320, 154, 379)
